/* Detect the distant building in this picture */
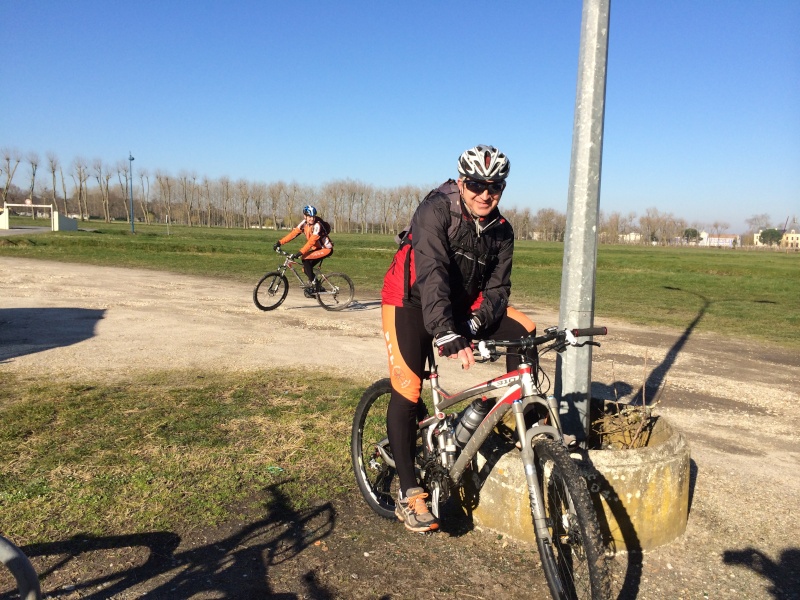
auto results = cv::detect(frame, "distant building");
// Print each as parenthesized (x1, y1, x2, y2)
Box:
(618, 232, 642, 244)
(699, 231, 740, 248)
(754, 228, 800, 248)
(781, 229, 799, 249)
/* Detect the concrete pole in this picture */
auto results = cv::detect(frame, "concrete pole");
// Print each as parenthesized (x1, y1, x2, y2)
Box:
(556, 0, 611, 442)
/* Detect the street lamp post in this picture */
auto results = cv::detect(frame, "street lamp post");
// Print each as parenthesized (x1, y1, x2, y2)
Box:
(128, 152, 135, 234)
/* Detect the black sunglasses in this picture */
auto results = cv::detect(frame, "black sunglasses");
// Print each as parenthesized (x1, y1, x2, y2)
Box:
(463, 179, 506, 195)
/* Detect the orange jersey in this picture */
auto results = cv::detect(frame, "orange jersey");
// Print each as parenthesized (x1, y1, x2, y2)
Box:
(279, 219, 333, 255)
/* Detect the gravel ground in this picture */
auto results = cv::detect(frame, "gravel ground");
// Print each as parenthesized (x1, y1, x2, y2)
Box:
(1, 257, 798, 599)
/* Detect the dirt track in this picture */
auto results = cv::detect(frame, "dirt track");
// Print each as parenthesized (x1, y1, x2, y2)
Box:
(1, 257, 799, 599)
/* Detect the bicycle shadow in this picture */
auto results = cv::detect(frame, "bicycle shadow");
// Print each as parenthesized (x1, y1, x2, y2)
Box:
(722, 547, 800, 599)
(18, 481, 337, 599)
(279, 299, 381, 312)
(0, 307, 105, 363)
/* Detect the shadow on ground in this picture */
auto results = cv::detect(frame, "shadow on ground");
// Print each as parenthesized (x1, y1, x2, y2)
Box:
(16, 483, 336, 600)
(0, 307, 106, 363)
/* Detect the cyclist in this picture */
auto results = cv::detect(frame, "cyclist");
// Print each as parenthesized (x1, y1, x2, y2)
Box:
(381, 144, 537, 533)
(274, 205, 333, 297)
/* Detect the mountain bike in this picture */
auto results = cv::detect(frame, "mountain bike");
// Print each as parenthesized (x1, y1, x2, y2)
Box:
(253, 248, 354, 311)
(351, 326, 611, 600)
(0, 535, 41, 600)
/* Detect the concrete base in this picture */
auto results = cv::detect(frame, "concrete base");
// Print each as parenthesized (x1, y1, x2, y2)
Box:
(463, 416, 691, 552)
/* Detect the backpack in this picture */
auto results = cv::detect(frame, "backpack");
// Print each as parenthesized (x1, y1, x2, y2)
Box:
(315, 217, 333, 247)
(316, 217, 332, 237)
(395, 180, 462, 247)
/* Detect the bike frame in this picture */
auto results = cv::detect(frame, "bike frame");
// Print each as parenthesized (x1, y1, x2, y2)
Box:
(371, 354, 566, 544)
(274, 256, 313, 287)
(422, 361, 563, 484)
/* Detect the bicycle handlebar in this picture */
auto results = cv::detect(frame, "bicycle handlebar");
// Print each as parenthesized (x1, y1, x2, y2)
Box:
(475, 326, 607, 360)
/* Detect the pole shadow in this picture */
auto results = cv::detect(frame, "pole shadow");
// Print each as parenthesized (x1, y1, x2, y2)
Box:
(0, 307, 105, 363)
(631, 287, 709, 406)
(14, 481, 337, 599)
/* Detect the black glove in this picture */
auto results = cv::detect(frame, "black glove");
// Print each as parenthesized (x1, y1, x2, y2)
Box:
(273, 242, 281, 251)
(434, 331, 471, 357)
(290, 252, 301, 260)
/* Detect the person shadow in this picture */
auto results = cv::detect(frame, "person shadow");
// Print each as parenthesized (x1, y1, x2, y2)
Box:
(0, 307, 105, 363)
(17, 481, 337, 599)
(722, 547, 800, 599)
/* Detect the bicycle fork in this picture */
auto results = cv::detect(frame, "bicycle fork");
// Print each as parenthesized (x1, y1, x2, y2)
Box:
(513, 399, 553, 543)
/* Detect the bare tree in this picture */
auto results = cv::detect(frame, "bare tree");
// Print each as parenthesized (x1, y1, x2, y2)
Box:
(47, 152, 65, 213)
(219, 176, 232, 228)
(266, 181, 286, 230)
(2, 147, 22, 205)
(281, 182, 306, 228)
(710, 220, 730, 238)
(71, 157, 90, 220)
(27, 151, 40, 209)
(92, 159, 113, 222)
(199, 176, 212, 227)
(745, 213, 772, 233)
(154, 170, 174, 225)
(251, 181, 266, 228)
(178, 170, 198, 226)
(24, 151, 43, 219)
(534, 208, 566, 242)
(116, 159, 133, 225)
(59, 163, 69, 216)
(138, 168, 151, 224)
(235, 178, 251, 228)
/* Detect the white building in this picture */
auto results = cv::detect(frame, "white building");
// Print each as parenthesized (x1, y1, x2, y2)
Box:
(699, 231, 740, 248)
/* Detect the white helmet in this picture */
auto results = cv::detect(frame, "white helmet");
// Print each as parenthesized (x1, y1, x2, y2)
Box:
(457, 145, 510, 181)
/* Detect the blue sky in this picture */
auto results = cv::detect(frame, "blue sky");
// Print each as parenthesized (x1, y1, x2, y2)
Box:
(2, 1, 798, 233)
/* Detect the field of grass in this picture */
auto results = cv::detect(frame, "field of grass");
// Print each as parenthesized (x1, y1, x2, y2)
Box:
(2, 218, 798, 348)
(0, 370, 365, 542)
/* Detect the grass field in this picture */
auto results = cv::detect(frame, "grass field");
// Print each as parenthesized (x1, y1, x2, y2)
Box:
(2, 218, 798, 348)
(0, 370, 365, 542)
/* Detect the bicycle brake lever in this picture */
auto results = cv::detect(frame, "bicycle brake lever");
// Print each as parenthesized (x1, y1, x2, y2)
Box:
(572, 341, 601, 348)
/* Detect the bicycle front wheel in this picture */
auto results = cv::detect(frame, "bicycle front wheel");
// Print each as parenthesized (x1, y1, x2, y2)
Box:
(253, 272, 289, 311)
(0, 535, 42, 600)
(316, 272, 354, 311)
(532, 438, 610, 600)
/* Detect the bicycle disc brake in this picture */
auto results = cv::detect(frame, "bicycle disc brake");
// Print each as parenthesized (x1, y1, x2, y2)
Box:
(422, 462, 451, 518)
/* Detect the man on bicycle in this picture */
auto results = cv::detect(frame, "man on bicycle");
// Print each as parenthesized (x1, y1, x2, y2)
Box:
(274, 205, 333, 298)
(381, 144, 537, 533)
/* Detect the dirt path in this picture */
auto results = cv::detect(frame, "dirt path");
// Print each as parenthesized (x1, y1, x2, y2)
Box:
(1, 257, 799, 599)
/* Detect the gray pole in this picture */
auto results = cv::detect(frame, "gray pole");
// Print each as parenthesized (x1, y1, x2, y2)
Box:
(128, 152, 135, 234)
(556, 0, 611, 442)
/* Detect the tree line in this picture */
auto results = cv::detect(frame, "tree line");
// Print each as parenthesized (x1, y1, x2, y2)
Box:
(1, 147, 790, 245)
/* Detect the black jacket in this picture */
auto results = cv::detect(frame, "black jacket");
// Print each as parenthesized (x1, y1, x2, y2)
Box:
(381, 180, 515, 337)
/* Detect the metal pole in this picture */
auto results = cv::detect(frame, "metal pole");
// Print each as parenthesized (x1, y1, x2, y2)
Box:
(128, 152, 135, 234)
(556, 0, 611, 442)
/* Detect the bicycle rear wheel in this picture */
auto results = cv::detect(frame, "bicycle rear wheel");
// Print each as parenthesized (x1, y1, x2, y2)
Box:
(253, 272, 289, 311)
(0, 535, 41, 600)
(316, 272, 354, 311)
(532, 438, 610, 600)
(351, 379, 428, 520)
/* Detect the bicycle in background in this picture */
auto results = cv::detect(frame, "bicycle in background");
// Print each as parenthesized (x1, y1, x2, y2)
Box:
(253, 248, 354, 312)
(351, 326, 611, 600)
